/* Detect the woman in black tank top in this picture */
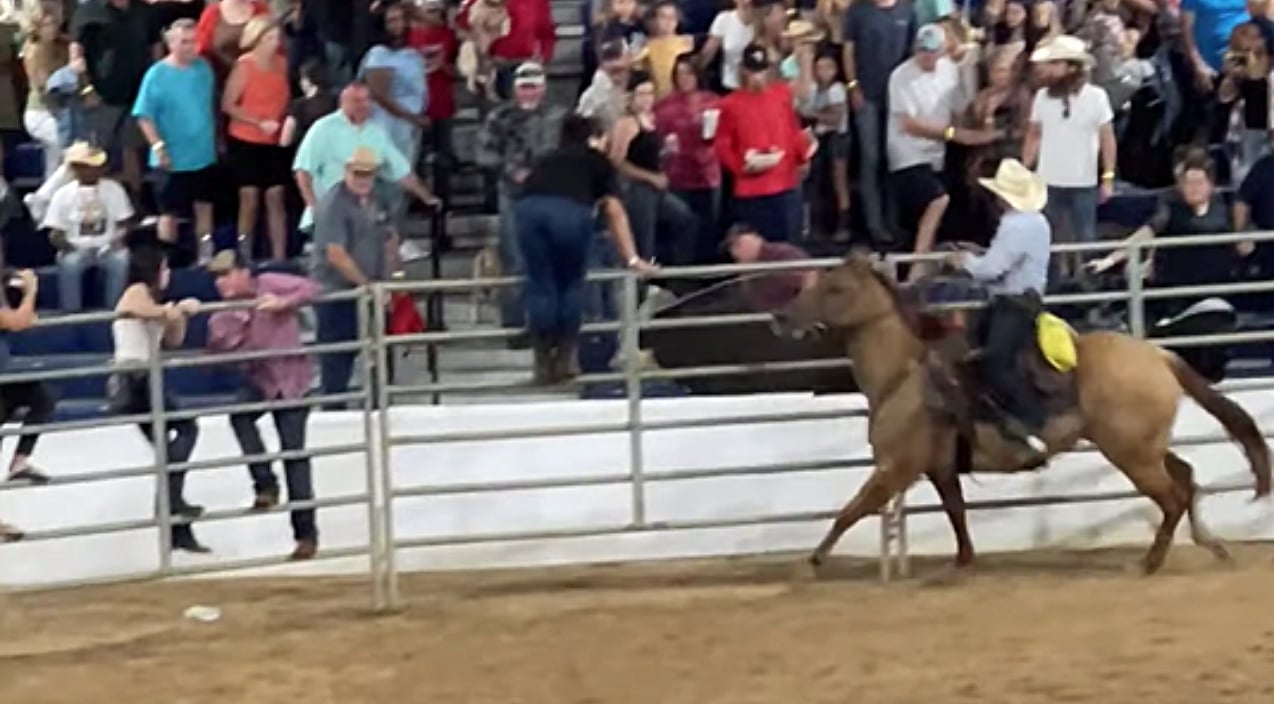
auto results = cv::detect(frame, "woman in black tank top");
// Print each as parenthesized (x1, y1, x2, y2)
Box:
(608, 71, 698, 265)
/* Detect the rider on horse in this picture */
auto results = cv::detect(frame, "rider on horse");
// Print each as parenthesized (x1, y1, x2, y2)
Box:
(945, 158, 1052, 454)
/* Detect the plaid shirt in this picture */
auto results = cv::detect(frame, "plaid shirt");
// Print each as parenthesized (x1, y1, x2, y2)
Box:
(474, 101, 567, 189)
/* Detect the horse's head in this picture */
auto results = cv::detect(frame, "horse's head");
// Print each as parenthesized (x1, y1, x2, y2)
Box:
(772, 252, 898, 340)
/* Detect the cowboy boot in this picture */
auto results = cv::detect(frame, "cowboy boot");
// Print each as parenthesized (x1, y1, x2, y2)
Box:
(531, 337, 555, 385)
(551, 337, 581, 382)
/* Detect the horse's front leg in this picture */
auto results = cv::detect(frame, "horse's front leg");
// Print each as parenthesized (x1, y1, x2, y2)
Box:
(810, 457, 926, 567)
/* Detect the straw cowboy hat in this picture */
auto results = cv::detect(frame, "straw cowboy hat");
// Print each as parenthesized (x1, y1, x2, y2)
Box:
(978, 158, 1047, 212)
(240, 16, 275, 51)
(346, 145, 381, 173)
(782, 19, 825, 44)
(64, 141, 107, 168)
(1030, 34, 1094, 65)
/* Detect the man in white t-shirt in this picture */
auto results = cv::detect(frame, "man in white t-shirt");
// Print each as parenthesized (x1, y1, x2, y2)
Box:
(42, 142, 135, 313)
(704, 0, 755, 90)
(886, 24, 998, 269)
(1022, 35, 1117, 276)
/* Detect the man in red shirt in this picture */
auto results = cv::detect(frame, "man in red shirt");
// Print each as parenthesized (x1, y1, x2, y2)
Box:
(409, 0, 459, 201)
(714, 44, 815, 243)
(457, 0, 556, 98)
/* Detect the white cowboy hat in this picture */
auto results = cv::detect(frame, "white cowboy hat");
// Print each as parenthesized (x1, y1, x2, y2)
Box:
(782, 19, 826, 44)
(63, 141, 107, 168)
(978, 158, 1047, 213)
(1030, 34, 1094, 65)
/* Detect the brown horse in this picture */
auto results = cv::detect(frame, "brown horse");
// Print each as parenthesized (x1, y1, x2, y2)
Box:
(774, 253, 1271, 574)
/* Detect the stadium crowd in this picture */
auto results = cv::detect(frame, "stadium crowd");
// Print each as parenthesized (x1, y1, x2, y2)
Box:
(0, 0, 1273, 548)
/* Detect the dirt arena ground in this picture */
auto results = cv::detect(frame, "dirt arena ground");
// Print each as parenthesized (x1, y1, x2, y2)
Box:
(3, 545, 1274, 704)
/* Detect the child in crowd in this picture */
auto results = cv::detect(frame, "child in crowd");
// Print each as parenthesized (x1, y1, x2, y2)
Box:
(458, 0, 511, 98)
(801, 52, 851, 240)
(281, 59, 337, 148)
(643, 0, 693, 99)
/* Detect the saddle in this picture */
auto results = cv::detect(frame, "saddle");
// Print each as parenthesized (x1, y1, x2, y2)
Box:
(897, 275, 1080, 447)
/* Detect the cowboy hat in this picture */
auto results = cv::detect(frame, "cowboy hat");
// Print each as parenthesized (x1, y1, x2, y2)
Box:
(64, 141, 107, 168)
(978, 158, 1047, 213)
(1029, 34, 1094, 65)
(782, 19, 825, 44)
(346, 145, 381, 173)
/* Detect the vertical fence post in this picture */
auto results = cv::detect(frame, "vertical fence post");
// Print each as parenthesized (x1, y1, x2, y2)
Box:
(620, 273, 646, 528)
(359, 288, 387, 612)
(1126, 241, 1146, 339)
(372, 284, 400, 609)
(147, 334, 172, 574)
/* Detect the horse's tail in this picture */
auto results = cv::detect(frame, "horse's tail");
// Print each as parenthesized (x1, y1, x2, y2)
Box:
(1166, 352, 1271, 498)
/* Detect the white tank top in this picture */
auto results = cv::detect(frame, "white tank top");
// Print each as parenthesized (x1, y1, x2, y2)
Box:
(112, 317, 162, 363)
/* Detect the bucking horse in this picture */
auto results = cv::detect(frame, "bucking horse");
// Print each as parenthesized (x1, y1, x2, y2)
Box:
(773, 253, 1271, 575)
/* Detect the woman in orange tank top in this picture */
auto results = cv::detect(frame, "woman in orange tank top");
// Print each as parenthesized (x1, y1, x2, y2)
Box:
(221, 17, 291, 261)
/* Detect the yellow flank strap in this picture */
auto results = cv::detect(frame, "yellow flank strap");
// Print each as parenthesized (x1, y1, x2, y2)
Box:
(1036, 313, 1078, 372)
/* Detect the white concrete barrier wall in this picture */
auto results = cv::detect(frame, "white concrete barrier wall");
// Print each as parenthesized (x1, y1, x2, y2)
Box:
(2, 392, 1273, 588)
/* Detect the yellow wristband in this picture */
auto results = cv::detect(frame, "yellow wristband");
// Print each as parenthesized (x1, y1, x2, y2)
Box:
(845, 79, 859, 90)
(943, 126, 956, 142)
(1101, 171, 1116, 181)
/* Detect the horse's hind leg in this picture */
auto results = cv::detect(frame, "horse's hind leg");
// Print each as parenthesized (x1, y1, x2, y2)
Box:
(1115, 457, 1188, 574)
(811, 461, 921, 567)
(1164, 451, 1231, 562)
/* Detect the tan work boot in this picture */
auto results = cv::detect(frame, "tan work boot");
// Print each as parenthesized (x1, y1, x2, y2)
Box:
(531, 338, 555, 385)
(550, 338, 581, 382)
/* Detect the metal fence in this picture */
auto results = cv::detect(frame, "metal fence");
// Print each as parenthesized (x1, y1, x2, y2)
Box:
(4, 231, 1274, 611)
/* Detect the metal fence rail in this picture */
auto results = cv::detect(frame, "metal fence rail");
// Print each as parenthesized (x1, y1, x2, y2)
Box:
(2, 231, 1273, 610)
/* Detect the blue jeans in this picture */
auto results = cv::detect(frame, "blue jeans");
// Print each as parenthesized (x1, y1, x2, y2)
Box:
(733, 189, 802, 242)
(496, 182, 524, 329)
(1044, 185, 1098, 246)
(853, 101, 888, 233)
(672, 187, 721, 264)
(229, 385, 316, 542)
(516, 196, 595, 340)
(58, 247, 129, 312)
(622, 179, 699, 266)
(315, 298, 359, 406)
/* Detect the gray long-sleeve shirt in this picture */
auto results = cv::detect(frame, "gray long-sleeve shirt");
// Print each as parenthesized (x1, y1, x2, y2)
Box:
(962, 210, 1051, 296)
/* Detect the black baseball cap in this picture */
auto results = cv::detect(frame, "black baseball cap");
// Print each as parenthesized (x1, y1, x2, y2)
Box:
(740, 43, 770, 73)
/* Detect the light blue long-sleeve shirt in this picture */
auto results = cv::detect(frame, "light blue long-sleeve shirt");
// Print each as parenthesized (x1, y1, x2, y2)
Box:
(962, 210, 1051, 296)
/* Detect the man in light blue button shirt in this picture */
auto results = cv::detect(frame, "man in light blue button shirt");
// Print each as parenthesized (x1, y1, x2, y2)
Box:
(947, 158, 1052, 454)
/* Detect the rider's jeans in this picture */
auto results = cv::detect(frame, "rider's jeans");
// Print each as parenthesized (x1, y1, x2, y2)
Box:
(981, 295, 1046, 432)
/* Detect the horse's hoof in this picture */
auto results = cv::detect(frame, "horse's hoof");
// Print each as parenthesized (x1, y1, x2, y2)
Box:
(790, 559, 820, 585)
(808, 552, 825, 568)
(1207, 543, 1233, 564)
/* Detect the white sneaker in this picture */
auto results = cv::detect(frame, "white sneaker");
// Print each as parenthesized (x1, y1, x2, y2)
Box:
(1025, 434, 1048, 454)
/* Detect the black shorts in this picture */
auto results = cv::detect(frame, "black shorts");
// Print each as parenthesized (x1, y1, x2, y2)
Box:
(155, 165, 219, 216)
(226, 137, 292, 189)
(890, 164, 948, 222)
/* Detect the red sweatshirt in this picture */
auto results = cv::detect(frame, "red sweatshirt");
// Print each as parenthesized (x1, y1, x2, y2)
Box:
(457, 0, 557, 63)
(714, 81, 811, 199)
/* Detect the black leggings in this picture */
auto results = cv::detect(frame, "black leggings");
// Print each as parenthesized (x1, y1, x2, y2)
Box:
(112, 373, 200, 538)
(0, 381, 55, 458)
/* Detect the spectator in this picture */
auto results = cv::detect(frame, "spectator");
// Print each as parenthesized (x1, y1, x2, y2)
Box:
(71, 0, 158, 197)
(44, 43, 93, 149)
(653, 53, 723, 263)
(20, 5, 68, 180)
(1182, 0, 1249, 91)
(207, 250, 320, 561)
(752, 0, 794, 73)
(43, 142, 132, 312)
(992, 0, 1034, 53)
(584, 0, 645, 95)
(361, 1, 428, 165)
(474, 61, 566, 330)
(194, 0, 270, 86)
(0, 268, 54, 486)
(409, 0, 460, 203)
(133, 18, 218, 258)
(0, 266, 44, 543)
(224, 16, 291, 262)
(959, 45, 1034, 244)
(516, 114, 653, 383)
(281, 58, 337, 148)
(1032, 0, 1064, 46)
(610, 70, 698, 265)
(459, 0, 512, 99)
(280, 0, 324, 93)
(801, 50, 852, 241)
(644, 1, 693, 99)
(842, 0, 916, 245)
(1022, 35, 1116, 277)
(109, 244, 207, 553)
(724, 223, 814, 311)
(888, 24, 996, 266)
(1217, 22, 1273, 182)
(579, 39, 634, 131)
(1235, 148, 1274, 235)
(456, 0, 555, 98)
(700, 0, 756, 91)
(292, 82, 439, 232)
(715, 44, 814, 242)
(310, 146, 402, 400)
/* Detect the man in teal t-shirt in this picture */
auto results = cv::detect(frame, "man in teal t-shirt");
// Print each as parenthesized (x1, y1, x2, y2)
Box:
(133, 17, 218, 259)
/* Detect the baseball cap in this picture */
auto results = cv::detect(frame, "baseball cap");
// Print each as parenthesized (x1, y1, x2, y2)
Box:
(916, 23, 946, 53)
(513, 61, 546, 86)
(740, 43, 770, 72)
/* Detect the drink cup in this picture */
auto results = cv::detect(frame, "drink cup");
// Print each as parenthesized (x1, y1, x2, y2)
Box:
(702, 109, 720, 140)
